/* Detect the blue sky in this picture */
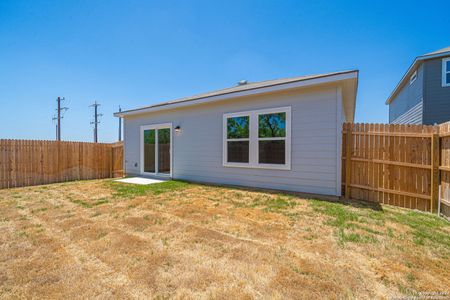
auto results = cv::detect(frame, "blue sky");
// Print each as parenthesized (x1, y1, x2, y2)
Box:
(0, 0, 448, 142)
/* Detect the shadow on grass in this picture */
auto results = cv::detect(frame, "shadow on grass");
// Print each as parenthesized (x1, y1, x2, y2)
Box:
(319, 197, 384, 212)
(191, 181, 385, 212)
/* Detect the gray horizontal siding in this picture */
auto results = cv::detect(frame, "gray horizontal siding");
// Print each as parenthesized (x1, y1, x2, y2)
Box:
(423, 57, 450, 125)
(390, 101, 423, 124)
(123, 86, 342, 196)
(389, 64, 424, 123)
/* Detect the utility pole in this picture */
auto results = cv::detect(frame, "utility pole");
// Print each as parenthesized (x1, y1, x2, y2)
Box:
(52, 97, 68, 141)
(90, 101, 102, 143)
(118, 106, 122, 142)
(57, 96, 61, 141)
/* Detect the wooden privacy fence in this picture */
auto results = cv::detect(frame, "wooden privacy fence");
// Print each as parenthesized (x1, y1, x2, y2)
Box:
(0, 140, 123, 189)
(342, 123, 450, 216)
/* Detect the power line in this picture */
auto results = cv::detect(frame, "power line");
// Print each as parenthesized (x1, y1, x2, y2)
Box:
(52, 96, 68, 141)
(90, 101, 102, 143)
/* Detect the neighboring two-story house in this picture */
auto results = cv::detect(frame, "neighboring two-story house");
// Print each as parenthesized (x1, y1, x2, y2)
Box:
(387, 46, 450, 124)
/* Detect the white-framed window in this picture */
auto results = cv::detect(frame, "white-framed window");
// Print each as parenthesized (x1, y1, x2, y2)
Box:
(443, 58, 450, 87)
(223, 106, 291, 170)
(409, 70, 417, 85)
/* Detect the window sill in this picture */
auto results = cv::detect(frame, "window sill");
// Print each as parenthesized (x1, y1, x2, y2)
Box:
(223, 162, 291, 170)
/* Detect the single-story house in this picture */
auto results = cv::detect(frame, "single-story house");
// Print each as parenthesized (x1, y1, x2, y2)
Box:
(114, 70, 358, 197)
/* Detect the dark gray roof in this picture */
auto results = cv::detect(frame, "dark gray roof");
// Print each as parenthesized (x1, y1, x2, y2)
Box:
(118, 70, 357, 115)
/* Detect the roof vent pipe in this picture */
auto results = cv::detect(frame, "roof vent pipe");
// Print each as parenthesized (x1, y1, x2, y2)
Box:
(237, 80, 248, 86)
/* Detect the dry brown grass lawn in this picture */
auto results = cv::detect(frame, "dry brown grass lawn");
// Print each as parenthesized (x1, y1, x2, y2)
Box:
(0, 179, 449, 299)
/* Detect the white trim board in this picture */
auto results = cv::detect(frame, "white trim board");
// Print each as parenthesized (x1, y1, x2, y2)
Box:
(335, 87, 343, 196)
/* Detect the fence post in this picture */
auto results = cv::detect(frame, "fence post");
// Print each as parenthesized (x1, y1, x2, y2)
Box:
(110, 145, 113, 178)
(345, 124, 352, 199)
(431, 126, 440, 213)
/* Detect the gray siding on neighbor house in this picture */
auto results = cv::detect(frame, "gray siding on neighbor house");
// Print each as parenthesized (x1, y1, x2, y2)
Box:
(423, 57, 450, 125)
(390, 101, 422, 124)
(123, 86, 343, 196)
(389, 64, 424, 123)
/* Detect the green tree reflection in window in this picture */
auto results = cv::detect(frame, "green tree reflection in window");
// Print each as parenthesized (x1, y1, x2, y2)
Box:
(158, 128, 170, 144)
(144, 129, 155, 144)
(227, 116, 249, 139)
(259, 112, 286, 138)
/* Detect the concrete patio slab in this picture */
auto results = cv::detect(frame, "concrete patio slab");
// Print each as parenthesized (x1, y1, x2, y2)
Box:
(114, 177, 166, 185)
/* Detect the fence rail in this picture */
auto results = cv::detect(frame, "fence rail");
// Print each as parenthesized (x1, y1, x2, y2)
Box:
(0, 140, 123, 189)
(342, 122, 450, 217)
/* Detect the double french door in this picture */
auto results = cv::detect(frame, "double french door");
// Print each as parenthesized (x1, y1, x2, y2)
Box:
(140, 123, 172, 177)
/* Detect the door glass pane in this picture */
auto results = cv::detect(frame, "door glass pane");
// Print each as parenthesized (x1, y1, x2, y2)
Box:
(158, 128, 170, 174)
(227, 141, 249, 163)
(259, 112, 286, 138)
(144, 129, 155, 173)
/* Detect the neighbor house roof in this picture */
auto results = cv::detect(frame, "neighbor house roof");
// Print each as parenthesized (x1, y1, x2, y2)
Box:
(423, 46, 450, 56)
(115, 70, 359, 121)
(386, 46, 450, 105)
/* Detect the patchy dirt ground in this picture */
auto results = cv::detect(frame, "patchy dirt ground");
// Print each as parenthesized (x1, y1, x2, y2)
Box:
(0, 179, 449, 299)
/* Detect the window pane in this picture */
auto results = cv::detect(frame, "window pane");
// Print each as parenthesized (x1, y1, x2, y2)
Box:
(227, 141, 249, 163)
(227, 116, 249, 139)
(144, 129, 155, 173)
(259, 140, 285, 164)
(158, 128, 170, 174)
(447, 73, 450, 84)
(446, 60, 450, 71)
(259, 112, 286, 138)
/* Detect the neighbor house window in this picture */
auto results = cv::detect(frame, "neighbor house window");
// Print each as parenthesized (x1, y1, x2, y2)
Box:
(409, 70, 417, 85)
(223, 107, 291, 170)
(443, 58, 450, 87)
